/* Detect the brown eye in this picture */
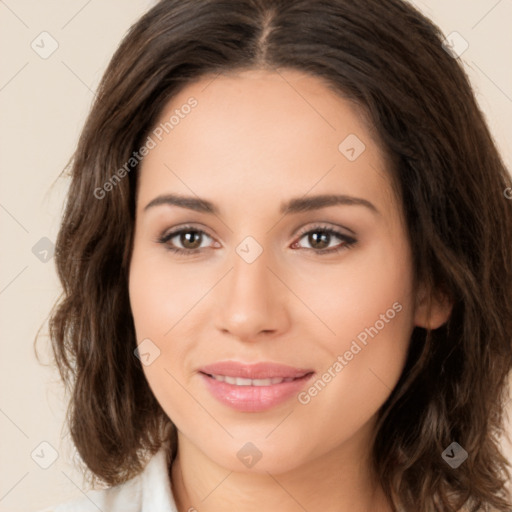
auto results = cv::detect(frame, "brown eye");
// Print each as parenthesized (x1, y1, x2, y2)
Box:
(158, 226, 214, 254)
(307, 230, 331, 250)
(293, 226, 357, 255)
(178, 230, 203, 249)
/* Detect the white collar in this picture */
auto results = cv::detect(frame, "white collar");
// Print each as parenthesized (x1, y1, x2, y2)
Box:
(48, 443, 178, 512)
(140, 442, 178, 512)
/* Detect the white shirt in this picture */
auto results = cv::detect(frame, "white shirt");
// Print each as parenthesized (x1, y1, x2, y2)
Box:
(37, 443, 178, 512)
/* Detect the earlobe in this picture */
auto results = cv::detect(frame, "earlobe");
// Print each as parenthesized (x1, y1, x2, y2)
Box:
(413, 284, 453, 330)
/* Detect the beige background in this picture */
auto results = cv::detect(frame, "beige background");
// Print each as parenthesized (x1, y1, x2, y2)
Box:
(0, 1, 511, 510)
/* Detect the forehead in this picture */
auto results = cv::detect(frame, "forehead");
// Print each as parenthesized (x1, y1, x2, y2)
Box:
(137, 68, 396, 216)
(161, 67, 376, 153)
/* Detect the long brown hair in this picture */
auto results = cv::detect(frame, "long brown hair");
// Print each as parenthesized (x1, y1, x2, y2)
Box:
(38, 0, 512, 510)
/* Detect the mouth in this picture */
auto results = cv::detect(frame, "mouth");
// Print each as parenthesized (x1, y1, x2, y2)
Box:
(199, 360, 314, 380)
(201, 373, 310, 386)
(198, 361, 315, 412)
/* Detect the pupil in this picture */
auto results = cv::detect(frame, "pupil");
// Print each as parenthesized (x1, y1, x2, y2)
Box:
(309, 231, 329, 249)
(182, 231, 201, 249)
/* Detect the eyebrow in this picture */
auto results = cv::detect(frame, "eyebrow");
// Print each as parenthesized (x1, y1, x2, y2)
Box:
(143, 193, 379, 216)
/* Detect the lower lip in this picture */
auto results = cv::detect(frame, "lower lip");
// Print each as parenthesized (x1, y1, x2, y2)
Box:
(199, 372, 314, 412)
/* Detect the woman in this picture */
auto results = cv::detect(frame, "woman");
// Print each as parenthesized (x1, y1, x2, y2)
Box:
(39, 0, 512, 510)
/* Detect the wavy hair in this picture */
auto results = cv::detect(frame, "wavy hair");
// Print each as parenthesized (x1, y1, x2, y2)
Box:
(38, 0, 512, 510)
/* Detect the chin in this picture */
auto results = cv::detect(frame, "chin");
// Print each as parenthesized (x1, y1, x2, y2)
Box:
(200, 434, 316, 475)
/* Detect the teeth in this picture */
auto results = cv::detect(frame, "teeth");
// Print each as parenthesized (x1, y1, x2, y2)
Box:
(209, 374, 296, 386)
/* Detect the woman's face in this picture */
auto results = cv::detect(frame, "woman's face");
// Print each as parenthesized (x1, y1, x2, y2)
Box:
(128, 68, 421, 473)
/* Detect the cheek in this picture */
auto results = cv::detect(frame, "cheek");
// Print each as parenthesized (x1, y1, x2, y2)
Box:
(295, 237, 414, 390)
(128, 249, 209, 412)
(295, 243, 415, 426)
(293, 235, 414, 341)
(128, 258, 192, 424)
(128, 247, 207, 338)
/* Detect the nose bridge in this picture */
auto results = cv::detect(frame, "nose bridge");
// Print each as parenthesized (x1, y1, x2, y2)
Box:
(214, 235, 287, 339)
(229, 238, 274, 312)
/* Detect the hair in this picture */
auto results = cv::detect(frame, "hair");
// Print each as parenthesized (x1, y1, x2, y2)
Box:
(38, 0, 512, 510)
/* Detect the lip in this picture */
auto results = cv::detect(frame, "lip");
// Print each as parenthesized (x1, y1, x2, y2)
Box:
(198, 361, 315, 412)
(199, 361, 313, 379)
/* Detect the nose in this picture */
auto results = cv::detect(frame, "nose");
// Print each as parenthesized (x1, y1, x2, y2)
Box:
(214, 247, 290, 342)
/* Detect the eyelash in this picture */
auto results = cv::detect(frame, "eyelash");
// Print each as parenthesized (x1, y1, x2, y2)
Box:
(156, 224, 357, 257)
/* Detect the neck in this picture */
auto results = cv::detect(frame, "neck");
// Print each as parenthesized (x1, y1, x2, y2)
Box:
(169, 423, 392, 512)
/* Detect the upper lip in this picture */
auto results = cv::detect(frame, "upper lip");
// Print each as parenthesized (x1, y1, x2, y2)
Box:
(199, 361, 314, 379)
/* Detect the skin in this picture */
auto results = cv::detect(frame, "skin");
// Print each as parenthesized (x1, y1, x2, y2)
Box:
(128, 68, 451, 512)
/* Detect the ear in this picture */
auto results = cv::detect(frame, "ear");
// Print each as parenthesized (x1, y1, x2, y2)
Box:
(413, 282, 453, 330)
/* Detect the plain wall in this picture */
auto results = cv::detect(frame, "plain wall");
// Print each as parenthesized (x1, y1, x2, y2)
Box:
(0, 1, 511, 510)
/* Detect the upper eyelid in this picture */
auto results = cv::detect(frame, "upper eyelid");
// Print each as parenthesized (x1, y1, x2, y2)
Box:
(162, 224, 214, 241)
(295, 223, 353, 237)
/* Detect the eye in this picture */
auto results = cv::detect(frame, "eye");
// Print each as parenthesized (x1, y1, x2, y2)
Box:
(292, 224, 357, 255)
(156, 223, 357, 257)
(157, 225, 216, 255)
